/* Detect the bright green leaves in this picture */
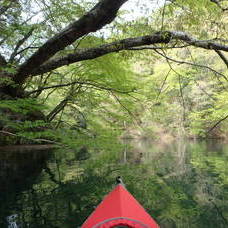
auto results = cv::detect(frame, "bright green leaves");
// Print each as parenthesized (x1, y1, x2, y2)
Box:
(0, 98, 46, 115)
(32, 33, 138, 140)
(163, 0, 224, 39)
(0, 98, 50, 144)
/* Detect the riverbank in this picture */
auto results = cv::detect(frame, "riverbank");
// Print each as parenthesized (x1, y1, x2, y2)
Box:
(0, 144, 56, 152)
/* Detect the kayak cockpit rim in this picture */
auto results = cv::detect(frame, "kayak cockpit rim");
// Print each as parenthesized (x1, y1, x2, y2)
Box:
(92, 217, 150, 228)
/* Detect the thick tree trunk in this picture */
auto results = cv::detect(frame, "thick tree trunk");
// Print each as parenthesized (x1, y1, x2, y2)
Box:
(14, 0, 128, 84)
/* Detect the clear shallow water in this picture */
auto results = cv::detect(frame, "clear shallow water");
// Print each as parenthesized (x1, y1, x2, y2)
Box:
(0, 140, 228, 228)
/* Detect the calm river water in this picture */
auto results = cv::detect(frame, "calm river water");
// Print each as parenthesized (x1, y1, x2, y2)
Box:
(0, 140, 228, 228)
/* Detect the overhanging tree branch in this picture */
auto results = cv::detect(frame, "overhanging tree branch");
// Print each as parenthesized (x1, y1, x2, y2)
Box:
(215, 50, 228, 69)
(31, 33, 172, 76)
(30, 31, 228, 77)
(14, 0, 128, 84)
(170, 31, 228, 51)
(9, 27, 35, 63)
(127, 44, 191, 50)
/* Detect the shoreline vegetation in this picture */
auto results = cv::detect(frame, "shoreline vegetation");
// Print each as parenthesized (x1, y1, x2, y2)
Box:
(0, 118, 227, 146)
(0, 0, 227, 146)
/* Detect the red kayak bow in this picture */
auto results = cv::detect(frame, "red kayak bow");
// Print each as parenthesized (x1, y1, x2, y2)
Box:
(81, 184, 160, 228)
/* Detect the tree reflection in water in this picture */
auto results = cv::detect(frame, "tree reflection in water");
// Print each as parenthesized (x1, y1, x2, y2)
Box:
(0, 140, 228, 228)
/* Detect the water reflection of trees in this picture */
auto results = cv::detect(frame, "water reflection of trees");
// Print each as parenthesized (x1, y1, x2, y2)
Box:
(122, 140, 228, 227)
(1, 141, 228, 227)
(0, 146, 52, 227)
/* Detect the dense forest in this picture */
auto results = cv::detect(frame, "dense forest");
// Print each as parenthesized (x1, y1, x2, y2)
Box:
(0, 0, 228, 146)
(1, 1, 228, 227)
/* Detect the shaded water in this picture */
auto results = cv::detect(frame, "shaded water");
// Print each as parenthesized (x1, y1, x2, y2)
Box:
(0, 140, 228, 227)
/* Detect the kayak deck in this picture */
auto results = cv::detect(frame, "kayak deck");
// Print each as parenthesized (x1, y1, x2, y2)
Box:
(81, 184, 159, 228)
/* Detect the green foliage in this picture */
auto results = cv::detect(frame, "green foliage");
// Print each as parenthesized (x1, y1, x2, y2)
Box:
(0, 98, 46, 115)
(1, 0, 227, 142)
(125, 37, 228, 138)
(1, 1, 228, 228)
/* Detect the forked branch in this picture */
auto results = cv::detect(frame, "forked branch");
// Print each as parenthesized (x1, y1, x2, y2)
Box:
(15, 0, 128, 83)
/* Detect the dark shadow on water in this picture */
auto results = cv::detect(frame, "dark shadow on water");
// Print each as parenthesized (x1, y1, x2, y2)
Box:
(0, 145, 54, 227)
